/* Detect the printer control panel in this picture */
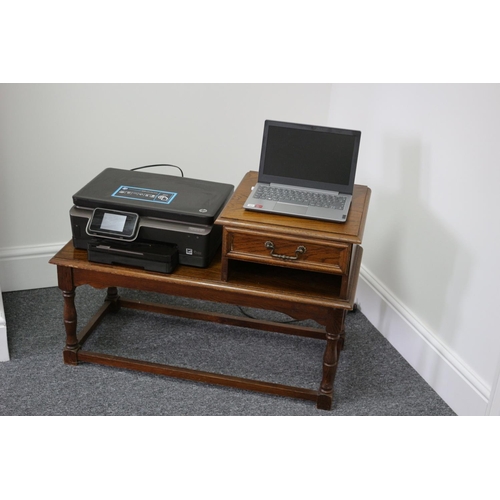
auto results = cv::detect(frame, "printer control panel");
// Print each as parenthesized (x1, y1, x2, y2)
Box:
(87, 208, 139, 241)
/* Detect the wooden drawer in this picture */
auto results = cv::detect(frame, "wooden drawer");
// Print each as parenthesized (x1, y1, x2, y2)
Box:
(224, 228, 351, 275)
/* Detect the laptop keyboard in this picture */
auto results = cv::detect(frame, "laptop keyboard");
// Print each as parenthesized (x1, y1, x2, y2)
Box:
(254, 185, 347, 210)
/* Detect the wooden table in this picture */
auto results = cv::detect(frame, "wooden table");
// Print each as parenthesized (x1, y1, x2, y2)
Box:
(50, 171, 370, 410)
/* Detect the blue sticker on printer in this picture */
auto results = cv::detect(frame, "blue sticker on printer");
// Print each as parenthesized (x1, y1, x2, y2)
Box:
(112, 186, 177, 205)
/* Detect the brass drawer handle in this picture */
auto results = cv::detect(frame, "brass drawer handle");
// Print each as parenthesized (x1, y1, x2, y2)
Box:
(265, 241, 306, 261)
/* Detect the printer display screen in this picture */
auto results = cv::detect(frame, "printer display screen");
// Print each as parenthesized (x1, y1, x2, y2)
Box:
(87, 208, 139, 240)
(101, 212, 127, 232)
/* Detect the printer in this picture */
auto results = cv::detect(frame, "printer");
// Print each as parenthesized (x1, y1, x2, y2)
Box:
(70, 168, 234, 271)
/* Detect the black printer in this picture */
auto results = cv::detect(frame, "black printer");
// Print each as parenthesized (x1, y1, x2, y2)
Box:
(70, 168, 234, 271)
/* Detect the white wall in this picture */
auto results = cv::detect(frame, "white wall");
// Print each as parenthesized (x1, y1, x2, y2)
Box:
(0, 83, 332, 289)
(329, 84, 500, 415)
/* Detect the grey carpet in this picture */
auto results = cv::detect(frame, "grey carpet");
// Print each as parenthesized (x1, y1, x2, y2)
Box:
(0, 286, 455, 416)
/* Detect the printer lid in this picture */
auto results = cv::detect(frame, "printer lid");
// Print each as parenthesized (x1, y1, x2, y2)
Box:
(72, 168, 234, 225)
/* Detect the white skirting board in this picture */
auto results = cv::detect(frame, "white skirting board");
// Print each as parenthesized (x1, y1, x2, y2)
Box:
(0, 243, 64, 293)
(355, 265, 490, 416)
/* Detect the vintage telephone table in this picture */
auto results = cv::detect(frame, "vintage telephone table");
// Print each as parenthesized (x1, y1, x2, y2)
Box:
(50, 171, 370, 410)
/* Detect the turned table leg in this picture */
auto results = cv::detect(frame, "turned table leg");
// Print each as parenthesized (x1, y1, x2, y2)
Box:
(317, 309, 346, 410)
(105, 286, 121, 311)
(57, 266, 79, 365)
(62, 287, 79, 365)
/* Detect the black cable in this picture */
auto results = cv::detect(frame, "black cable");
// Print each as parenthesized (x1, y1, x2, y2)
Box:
(131, 164, 184, 177)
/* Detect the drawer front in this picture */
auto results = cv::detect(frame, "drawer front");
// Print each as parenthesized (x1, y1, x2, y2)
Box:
(225, 229, 351, 274)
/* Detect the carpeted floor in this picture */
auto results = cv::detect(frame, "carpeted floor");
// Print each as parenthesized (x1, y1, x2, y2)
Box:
(0, 286, 455, 416)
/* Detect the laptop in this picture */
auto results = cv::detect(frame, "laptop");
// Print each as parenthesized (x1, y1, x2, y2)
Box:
(243, 120, 361, 222)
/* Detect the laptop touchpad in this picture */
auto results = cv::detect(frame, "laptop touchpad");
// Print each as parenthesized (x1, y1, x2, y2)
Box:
(275, 203, 308, 214)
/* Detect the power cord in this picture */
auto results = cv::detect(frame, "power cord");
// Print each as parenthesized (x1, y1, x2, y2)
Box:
(131, 164, 184, 177)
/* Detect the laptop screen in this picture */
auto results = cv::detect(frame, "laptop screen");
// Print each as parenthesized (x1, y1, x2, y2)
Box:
(258, 120, 361, 194)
